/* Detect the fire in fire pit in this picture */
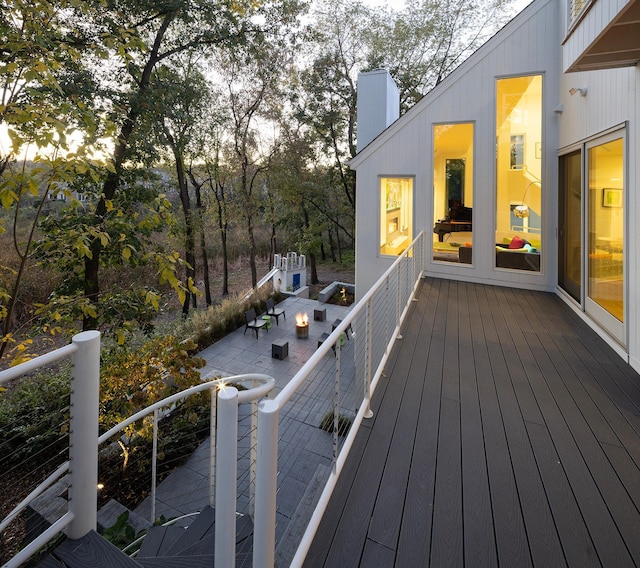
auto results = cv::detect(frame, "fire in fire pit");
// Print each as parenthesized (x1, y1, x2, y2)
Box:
(295, 312, 309, 339)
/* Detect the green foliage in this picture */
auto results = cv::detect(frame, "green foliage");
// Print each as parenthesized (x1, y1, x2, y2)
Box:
(0, 156, 110, 363)
(0, 364, 71, 466)
(99, 335, 205, 433)
(102, 511, 137, 549)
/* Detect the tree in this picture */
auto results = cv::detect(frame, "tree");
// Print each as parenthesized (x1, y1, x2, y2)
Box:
(217, 35, 290, 287)
(185, 87, 234, 299)
(0, 0, 108, 363)
(146, 58, 209, 316)
(77, 0, 302, 327)
(367, 0, 518, 109)
(296, 0, 374, 212)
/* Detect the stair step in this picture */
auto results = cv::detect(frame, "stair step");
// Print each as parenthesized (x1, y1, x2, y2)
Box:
(164, 507, 215, 556)
(137, 526, 186, 558)
(52, 530, 141, 567)
(136, 553, 252, 567)
(174, 512, 253, 557)
(235, 514, 254, 547)
(135, 554, 214, 568)
(35, 555, 66, 567)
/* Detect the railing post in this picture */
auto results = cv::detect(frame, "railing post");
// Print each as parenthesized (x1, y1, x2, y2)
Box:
(254, 399, 279, 567)
(363, 299, 374, 419)
(332, 338, 341, 472)
(151, 409, 159, 523)
(67, 330, 100, 540)
(384, 275, 390, 350)
(209, 386, 218, 508)
(215, 386, 238, 568)
(396, 257, 403, 339)
(250, 379, 258, 519)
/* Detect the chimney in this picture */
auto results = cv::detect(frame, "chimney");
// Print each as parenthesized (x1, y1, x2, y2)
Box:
(356, 69, 400, 152)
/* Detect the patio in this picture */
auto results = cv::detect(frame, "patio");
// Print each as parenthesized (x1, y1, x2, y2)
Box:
(132, 295, 356, 561)
(305, 277, 640, 567)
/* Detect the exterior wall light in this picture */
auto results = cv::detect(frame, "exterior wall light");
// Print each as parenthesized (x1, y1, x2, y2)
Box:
(569, 87, 587, 97)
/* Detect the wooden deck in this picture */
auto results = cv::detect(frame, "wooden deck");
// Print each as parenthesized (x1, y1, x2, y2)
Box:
(305, 277, 640, 567)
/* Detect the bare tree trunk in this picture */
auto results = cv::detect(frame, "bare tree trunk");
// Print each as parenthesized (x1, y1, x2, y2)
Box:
(211, 178, 229, 296)
(83, 12, 176, 330)
(194, 183, 212, 306)
(309, 253, 319, 285)
(328, 228, 337, 262)
(248, 214, 258, 288)
(302, 204, 319, 285)
(166, 132, 196, 317)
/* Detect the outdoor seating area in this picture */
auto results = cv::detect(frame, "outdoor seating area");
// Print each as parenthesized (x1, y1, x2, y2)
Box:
(266, 297, 286, 325)
(243, 307, 270, 339)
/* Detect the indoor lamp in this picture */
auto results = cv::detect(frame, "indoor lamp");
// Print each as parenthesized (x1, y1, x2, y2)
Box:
(514, 180, 541, 219)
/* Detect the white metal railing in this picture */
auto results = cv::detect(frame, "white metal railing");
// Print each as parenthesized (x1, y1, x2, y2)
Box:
(2, 232, 425, 567)
(253, 231, 426, 567)
(0, 330, 100, 568)
(0, 334, 274, 568)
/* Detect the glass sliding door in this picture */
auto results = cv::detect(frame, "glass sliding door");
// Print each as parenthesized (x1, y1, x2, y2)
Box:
(558, 150, 582, 302)
(432, 123, 474, 263)
(586, 133, 625, 344)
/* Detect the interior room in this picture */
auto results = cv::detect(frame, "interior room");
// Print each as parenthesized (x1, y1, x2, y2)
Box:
(432, 122, 474, 262)
(379, 177, 413, 256)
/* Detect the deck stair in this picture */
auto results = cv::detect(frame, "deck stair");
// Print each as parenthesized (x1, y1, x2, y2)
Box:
(37, 506, 254, 567)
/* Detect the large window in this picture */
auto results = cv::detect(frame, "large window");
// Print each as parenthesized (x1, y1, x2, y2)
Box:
(379, 177, 413, 256)
(433, 123, 474, 263)
(587, 136, 624, 334)
(495, 75, 542, 271)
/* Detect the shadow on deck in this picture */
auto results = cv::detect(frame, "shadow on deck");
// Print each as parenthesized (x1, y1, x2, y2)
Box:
(306, 277, 640, 568)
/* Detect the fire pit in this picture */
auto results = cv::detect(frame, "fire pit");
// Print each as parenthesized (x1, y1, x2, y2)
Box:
(295, 312, 309, 339)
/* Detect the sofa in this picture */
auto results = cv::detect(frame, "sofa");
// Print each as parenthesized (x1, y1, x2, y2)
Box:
(458, 243, 540, 271)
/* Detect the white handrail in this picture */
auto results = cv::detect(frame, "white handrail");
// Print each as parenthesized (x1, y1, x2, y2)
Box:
(0, 343, 76, 385)
(98, 373, 274, 444)
(253, 231, 425, 566)
(1, 354, 274, 567)
(2, 512, 75, 568)
(276, 232, 424, 408)
(0, 462, 69, 533)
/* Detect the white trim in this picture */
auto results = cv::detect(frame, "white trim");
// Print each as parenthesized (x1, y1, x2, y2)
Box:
(556, 286, 629, 361)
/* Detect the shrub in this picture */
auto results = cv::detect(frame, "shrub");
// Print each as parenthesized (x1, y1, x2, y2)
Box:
(180, 286, 284, 351)
(0, 365, 71, 468)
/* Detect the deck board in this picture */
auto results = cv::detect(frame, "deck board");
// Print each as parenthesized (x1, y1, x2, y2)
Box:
(306, 278, 640, 567)
(458, 282, 497, 567)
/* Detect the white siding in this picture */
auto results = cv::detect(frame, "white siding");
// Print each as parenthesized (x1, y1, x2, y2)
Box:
(354, 0, 560, 295)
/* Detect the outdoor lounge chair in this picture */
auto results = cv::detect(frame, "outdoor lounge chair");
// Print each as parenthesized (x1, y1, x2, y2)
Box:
(244, 308, 268, 339)
(265, 298, 286, 325)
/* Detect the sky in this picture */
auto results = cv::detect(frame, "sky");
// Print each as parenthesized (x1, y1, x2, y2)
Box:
(364, 0, 533, 14)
